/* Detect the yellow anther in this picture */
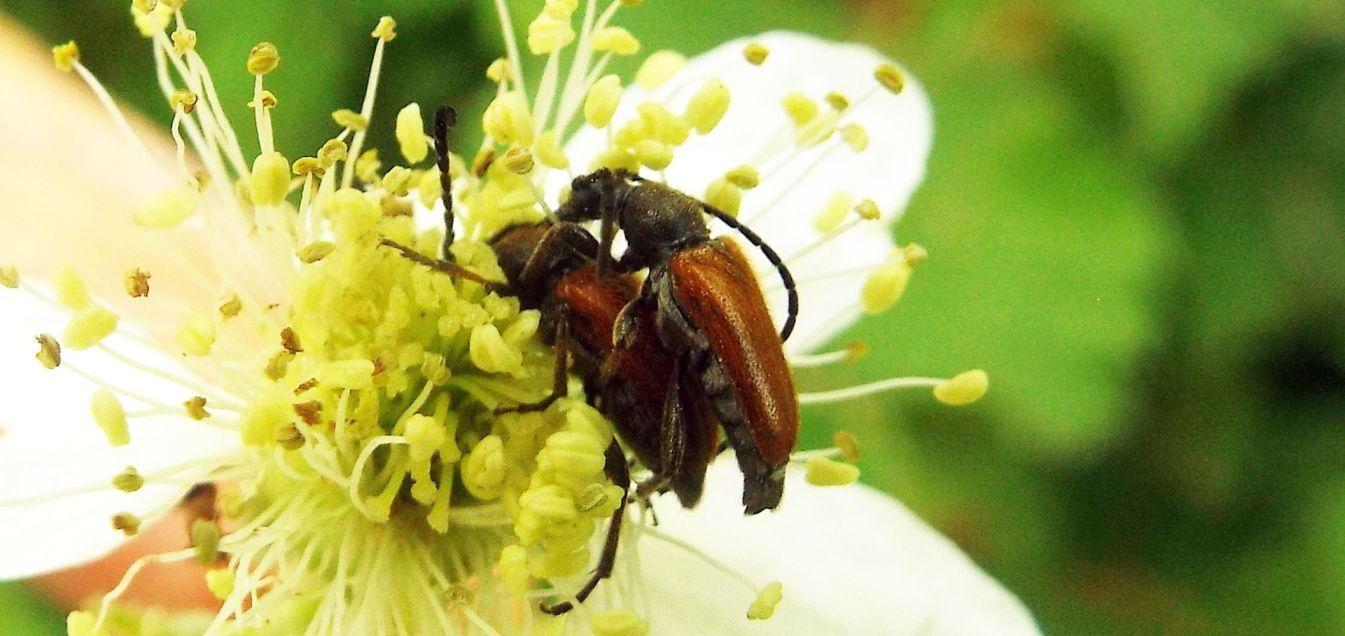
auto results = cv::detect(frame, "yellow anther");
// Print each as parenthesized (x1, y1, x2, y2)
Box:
(131, 4, 171, 37)
(219, 294, 242, 319)
(405, 414, 445, 463)
(175, 312, 216, 356)
(112, 512, 141, 537)
(502, 147, 536, 175)
(421, 352, 449, 385)
(246, 90, 277, 109)
(903, 243, 929, 267)
(332, 108, 369, 131)
(396, 103, 428, 164)
(590, 148, 639, 173)
(133, 186, 199, 228)
(486, 58, 511, 84)
(782, 92, 819, 127)
(355, 149, 382, 184)
(591, 27, 640, 55)
(684, 78, 730, 135)
(499, 544, 530, 595)
(637, 102, 690, 145)
(371, 16, 397, 41)
(171, 27, 197, 56)
(296, 241, 336, 263)
(483, 91, 536, 146)
(461, 434, 506, 500)
(724, 165, 760, 190)
(860, 250, 913, 314)
(826, 91, 851, 111)
(743, 41, 769, 65)
(815, 192, 853, 233)
(132, 0, 158, 12)
(66, 611, 98, 636)
(190, 518, 222, 565)
(65, 306, 119, 350)
(185, 396, 211, 420)
(170, 88, 198, 114)
(527, 13, 576, 55)
(472, 148, 497, 177)
(35, 334, 61, 369)
(264, 351, 293, 381)
(534, 130, 570, 169)
(635, 50, 686, 89)
(382, 166, 414, 196)
(416, 168, 442, 208)
(112, 466, 144, 493)
(280, 326, 302, 354)
(805, 456, 860, 486)
(92, 389, 129, 446)
(747, 582, 784, 620)
(584, 74, 623, 128)
(934, 369, 989, 406)
(123, 268, 151, 298)
(52, 41, 79, 72)
(292, 157, 323, 177)
(318, 139, 348, 165)
(205, 568, 234, 601)
(0, 265, 17, 288)
(469, 324, 523, 374)
(797, 110, 839, 147)
(634, 140, 673, 171)
(591, 609, 650, 636)
(250, 151, 291, 206)
(160, 0, 186, 9)
(705, 178, 741, 217)
(54, 266, 89, 310)
(875, 63, 906, 94)
(835, 430, 861, 462)
(247, 42, 280, 76)
(855, 199, 881, 220)
(841, 123, 870, 152)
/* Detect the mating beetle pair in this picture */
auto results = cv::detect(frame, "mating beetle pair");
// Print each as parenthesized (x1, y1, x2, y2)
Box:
(390, 106, 801, 614)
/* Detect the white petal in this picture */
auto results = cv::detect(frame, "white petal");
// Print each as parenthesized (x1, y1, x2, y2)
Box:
(0, 290, 242, 579)
(632, 461, 1039, 635)
(555, 32, 933, 352)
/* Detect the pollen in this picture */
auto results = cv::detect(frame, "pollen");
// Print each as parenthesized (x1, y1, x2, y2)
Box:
(332, 108, 369, 131)
(527, 12, 576, 55)
(249, 151, 291, 206)
(123, 268, 151, 298)
(190, 518, 222, 565)
(782, 92, 819, 127)
(34, 334, 61, 369)
(635, 50, 686, 89)
(835, 430, 862, 462)
(174, 312, 217, 356)
(814, 192, 854, 233)
(246, 42, 280, 76)
(132, 186, 199, 228)
(246, 90, 277, 109)
(0, 265, 17, 288)
(534, 130, 570, 169)
(64, 305, 120, 350)
(91, 389, 129, 447)
(934, 369, 990, 406)
(171, 27, 197, 56)
(634, 140, 673, 171)
(747, 582, 784, 620)
(743, 41, 770, 65)
(205, 568, 235, 601)
(860, 249, 914, 315)
(585, 74, 624, 128)
(112, 466, 144, 493)
(685, 78, 731, 135)
(724, 165, 760, 190)
(395, 103, 428, 164)
(51, 41, 79, 72)
(841, 122, 870, 152)
(111, 512, 141, 537)
(805, 456, 861, 486)
(591, 609, 651, 636)
(592, 27, 640, 55)
(486, 58, 511, 84)
(170, 88, 198, 114)
(54, 266, 90, 310)
(461, 434, 507, 500)
(371, 16, 397, 42)
(483, 91, 536, 146)
(502, 147, 536, 175)
(705, 177, 742, 217)
(65, 611, 97, 636)
(185, 396, 211, 420)
(875, 62, 906, 94)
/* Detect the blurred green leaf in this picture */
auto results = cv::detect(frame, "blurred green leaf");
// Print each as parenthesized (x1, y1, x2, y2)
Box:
(0, 583, 63, 636)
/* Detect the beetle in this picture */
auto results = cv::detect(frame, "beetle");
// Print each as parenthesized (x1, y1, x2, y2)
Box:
(382, 107, 725, 614)
(554, 168, 801, 515)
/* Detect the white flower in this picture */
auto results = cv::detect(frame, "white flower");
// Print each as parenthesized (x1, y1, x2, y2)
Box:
(0, 3, 1035, 634)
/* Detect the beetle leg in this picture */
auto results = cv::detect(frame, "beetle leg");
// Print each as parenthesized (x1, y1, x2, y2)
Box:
(517, 223, 599, 290)
(541, 440, 631, 615)
(633, 354, 690, 500)
(495, 311, 570, 415)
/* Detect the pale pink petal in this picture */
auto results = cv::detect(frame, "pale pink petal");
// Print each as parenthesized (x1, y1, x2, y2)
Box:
(633, 461, 1038, 635)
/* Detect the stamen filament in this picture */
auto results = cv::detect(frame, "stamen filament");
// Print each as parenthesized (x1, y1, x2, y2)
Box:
(799, 376, 943, 405)
(342, 35, 389, 188)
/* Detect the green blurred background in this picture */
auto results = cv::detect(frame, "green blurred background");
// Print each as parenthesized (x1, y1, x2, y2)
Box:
(4, 0, 1345, 633)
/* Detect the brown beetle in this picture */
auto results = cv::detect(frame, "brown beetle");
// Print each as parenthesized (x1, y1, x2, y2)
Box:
(555, 168, 801, 515)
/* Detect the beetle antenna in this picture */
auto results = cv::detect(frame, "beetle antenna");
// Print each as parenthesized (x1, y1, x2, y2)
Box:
(700, 204, 798, 342)
(433, 105, 458, 259)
